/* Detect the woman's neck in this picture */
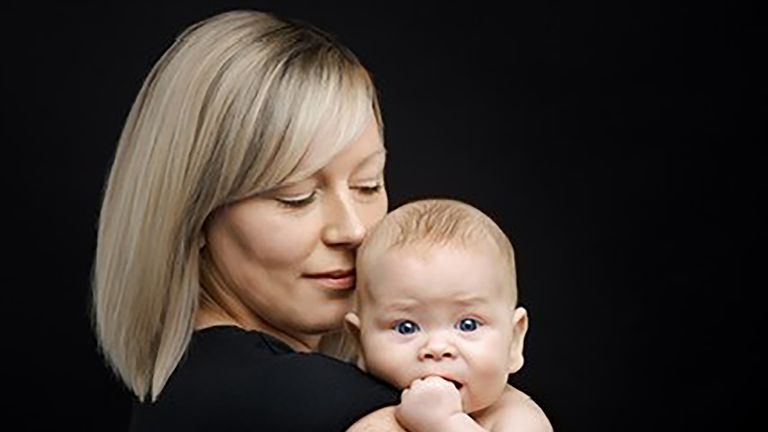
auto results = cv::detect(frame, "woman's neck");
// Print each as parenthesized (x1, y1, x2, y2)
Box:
(195, 302, 320, 352)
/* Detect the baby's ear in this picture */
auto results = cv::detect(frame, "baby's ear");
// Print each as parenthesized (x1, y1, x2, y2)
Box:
(344, 312, 362, 339)
(508, 307, 529, 374)
(344, 312, 367, 371)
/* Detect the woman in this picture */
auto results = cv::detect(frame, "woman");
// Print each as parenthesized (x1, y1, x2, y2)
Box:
(93, 10, 405, 431)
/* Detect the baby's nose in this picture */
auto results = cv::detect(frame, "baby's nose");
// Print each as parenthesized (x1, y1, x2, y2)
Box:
(418, 335, 457, 360)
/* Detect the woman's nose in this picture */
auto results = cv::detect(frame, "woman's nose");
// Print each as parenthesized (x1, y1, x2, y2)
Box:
(322, 192, 366, 247)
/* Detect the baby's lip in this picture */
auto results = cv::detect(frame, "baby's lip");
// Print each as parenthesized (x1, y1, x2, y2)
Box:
(448, 379, 463, 390)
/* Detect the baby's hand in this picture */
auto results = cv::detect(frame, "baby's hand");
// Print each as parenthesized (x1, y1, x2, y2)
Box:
(395, 376, 463, 431)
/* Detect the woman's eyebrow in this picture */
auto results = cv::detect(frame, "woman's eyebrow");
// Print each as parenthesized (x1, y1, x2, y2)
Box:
(256, 177, 316, 196)
(353, 148, 388, 171)
(262, 148, 388, 195)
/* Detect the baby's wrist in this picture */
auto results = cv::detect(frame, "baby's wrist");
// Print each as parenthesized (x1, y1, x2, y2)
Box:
(441, 412, 487, 432)
(396, 407, 460, 431)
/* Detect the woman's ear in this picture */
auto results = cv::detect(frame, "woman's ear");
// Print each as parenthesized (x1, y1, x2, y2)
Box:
(344, 312, 367, 371)
(508, 307, 529, 374)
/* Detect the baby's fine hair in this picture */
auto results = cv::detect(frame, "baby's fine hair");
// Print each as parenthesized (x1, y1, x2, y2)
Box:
(357, 198, 517, 300)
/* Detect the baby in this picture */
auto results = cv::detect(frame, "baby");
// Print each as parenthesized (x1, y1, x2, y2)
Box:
(346, 199, 553, 431)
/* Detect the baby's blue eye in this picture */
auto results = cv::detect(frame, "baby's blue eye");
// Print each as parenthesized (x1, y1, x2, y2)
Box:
(457, 318, 480, 332)
(394, 321, 420, 335)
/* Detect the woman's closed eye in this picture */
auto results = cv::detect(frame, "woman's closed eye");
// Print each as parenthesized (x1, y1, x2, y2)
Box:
(275, 190, 317, 208)
(352, 181, 384, 197)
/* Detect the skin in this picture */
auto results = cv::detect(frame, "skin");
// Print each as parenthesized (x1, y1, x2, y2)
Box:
(348, 244, 527, 414)
(196, 112, 388, 352)
(348, 244, 554, 431)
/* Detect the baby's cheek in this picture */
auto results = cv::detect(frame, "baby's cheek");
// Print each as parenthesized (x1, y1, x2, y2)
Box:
(366, 355, 408, 389)
(483, 356, 511, 388)
(362, 338, 410, 389)
(466, 358, 510, 412)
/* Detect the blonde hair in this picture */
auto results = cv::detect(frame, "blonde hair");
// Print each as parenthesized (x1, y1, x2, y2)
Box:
(357, 199, 518, 304)
(92, 10, 381, 401)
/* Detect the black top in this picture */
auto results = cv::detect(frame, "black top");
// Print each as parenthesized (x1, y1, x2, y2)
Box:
(130, 326, 399, 432)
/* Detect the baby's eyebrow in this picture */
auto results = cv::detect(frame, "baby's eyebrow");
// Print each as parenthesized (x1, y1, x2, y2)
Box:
(452, 296, 490, 306)
(380, 300, 420, 313)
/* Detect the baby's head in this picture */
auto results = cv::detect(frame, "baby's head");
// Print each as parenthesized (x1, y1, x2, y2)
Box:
(346, 199, 529, 413)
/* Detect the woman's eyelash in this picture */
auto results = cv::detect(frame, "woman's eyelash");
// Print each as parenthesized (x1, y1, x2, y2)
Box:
(275, 191, 317, 208)
(274, 182, 381, 207)
(355, 183, 383, 194)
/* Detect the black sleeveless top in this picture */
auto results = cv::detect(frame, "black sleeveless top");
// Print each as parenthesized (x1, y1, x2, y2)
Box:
(130, 326, 399, 432)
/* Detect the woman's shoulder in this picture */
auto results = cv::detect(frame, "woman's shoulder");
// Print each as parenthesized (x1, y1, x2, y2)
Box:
(173, 326, 362, 384)
(190, 325, 296, 357)
(187, 326, 363, 375)
(130, 326, 399, 431)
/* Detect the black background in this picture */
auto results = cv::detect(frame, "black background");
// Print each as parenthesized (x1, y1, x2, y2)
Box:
(5, 1, 765, 431)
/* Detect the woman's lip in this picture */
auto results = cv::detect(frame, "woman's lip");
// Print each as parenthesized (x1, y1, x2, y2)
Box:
(304, 271, 355, 290)
(305, 269, 354, 278)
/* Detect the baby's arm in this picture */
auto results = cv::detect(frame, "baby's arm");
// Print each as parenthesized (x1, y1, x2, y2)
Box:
(396, 376, 487, 432)
(398, 379, 554, 432)
(346, 406, 407, 432)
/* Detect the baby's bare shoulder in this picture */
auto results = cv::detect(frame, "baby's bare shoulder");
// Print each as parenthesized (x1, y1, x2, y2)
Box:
(482, 385, 553, 432)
